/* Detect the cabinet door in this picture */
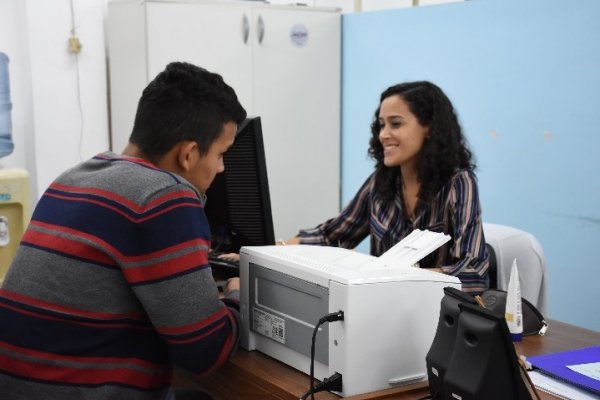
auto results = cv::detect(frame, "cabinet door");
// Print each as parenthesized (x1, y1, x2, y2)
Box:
(251, 7, 341, 239)
(146, 2, 254, 111)
(107, 1, 149, 153)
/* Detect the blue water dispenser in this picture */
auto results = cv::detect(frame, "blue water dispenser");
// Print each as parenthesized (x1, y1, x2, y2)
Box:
(0, 52, 14, 158)
(0, 52, 29, 278)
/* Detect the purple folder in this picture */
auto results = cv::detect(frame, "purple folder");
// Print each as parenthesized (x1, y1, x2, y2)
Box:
(527, 346, 600, 396)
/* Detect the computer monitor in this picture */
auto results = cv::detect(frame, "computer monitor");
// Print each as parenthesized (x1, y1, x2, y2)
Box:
(204, 116, 275, 253)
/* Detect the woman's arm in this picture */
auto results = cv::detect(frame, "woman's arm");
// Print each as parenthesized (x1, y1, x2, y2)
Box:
(295, 175, 373, 249)
(441, 170, 490, 293)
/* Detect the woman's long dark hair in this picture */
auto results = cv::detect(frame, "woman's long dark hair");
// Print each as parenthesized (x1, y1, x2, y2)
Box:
(368, 81, 475, 205)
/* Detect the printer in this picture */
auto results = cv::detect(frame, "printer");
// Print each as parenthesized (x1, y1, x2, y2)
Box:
(239, 243, 462, 397)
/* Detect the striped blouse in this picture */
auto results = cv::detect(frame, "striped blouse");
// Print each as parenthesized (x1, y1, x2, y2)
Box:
(298, 169, 489, 293)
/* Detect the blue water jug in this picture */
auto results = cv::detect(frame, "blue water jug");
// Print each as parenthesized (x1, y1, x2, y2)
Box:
(0, 52, 15, 158)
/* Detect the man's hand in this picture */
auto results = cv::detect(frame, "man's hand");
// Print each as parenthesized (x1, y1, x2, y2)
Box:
(224, 277, 240, 294)
(217, 252, 240, 262)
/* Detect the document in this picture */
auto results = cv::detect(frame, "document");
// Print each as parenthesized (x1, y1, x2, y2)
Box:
(375, 229, 450, 268)
(529, 371, 600, 400)
(568, 362, 600, 382)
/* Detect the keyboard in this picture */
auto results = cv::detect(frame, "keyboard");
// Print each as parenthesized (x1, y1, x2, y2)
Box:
(208, 252, 240, 281)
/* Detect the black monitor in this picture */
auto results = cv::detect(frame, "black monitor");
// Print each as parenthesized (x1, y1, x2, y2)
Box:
(204, 116, 275, 253)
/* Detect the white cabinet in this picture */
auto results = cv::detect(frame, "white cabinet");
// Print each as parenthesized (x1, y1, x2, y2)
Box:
(107, 0, 341, 240)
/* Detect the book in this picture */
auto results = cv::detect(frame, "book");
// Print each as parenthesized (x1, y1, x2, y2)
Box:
(527, 346, 600, 396)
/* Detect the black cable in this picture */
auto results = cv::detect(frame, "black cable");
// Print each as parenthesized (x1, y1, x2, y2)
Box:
(300, 373, 343, 400)
(309, 318, 319, 400)
(299, 310, 344, 400)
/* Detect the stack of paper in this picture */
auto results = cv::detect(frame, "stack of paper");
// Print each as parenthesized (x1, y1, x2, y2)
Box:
(375, 229, 451, 268)
(529, 370, 600, 400)
(527, 346, 600, 399)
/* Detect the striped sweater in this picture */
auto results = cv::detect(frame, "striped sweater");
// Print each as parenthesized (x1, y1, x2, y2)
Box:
(298, 169, 490, 293)
(0, 152, 239, 399)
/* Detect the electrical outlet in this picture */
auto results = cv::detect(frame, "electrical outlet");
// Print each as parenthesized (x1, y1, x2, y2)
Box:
(68, 36, 82, 54)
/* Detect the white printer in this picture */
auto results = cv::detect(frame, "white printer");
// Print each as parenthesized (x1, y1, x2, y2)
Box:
(239, 238, 461, 397)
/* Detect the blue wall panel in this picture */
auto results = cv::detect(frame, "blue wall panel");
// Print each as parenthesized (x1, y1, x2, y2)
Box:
(342, 0, 600, 330)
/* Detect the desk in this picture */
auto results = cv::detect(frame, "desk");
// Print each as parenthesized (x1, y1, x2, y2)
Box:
(176, 320, 599, 399)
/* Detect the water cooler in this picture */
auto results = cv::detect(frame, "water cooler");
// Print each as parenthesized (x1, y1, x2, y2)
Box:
(0, 169, 30, 282)
(1, 52, 14, 158)
(1, 52, 29, 281)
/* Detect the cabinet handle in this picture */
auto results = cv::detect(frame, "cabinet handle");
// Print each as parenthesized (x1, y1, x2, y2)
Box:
(257, 14, 265, 44)
(242, 14, 250, 44)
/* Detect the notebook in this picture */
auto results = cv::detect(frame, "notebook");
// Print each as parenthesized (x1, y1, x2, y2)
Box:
(527, 346, 600, 396)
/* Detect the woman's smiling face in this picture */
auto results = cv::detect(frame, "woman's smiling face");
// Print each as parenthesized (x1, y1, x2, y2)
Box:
(378, 95, 429, 170)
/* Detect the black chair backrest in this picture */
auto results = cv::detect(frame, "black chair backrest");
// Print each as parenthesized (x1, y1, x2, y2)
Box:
(486, 243, 498, 289)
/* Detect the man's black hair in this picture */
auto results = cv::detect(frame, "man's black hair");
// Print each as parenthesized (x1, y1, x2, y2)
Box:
(129, 62, 247, 163)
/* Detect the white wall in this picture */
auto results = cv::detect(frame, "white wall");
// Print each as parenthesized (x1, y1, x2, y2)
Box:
(2, 0, 460, 206)
(266, 0, 462, 13)
(0, 0, 109, 203)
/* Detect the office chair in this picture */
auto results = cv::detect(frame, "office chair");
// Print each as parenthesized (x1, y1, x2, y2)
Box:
(483, 223, 548, 315)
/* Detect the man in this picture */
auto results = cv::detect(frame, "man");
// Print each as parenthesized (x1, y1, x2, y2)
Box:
(0, 62, 246, 399)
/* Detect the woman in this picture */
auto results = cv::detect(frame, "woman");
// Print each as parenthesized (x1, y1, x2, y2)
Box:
(288, 81, 489, 293)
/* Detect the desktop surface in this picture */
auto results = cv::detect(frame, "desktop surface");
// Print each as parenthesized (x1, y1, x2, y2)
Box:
(175, 320, 600, 400)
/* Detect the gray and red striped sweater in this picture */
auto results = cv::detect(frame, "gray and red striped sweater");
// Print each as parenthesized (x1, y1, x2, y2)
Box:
(0, 152, 239, 399)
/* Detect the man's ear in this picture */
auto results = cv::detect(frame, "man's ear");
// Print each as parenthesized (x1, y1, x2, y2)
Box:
(177, 141, 198, 172)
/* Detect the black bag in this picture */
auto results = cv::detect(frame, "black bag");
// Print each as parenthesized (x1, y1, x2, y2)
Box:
(426, 287, 538, 400)
(442, 302, 535, 400)
(479, 289, 548, 336)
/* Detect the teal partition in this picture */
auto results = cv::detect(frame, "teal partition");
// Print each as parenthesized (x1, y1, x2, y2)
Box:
(342, 0, 600, 330)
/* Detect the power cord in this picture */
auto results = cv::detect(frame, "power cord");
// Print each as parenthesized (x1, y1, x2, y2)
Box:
(68, 0, 85, 161)
(300, 372, 343, 400)
(299, 310, 344, 400)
